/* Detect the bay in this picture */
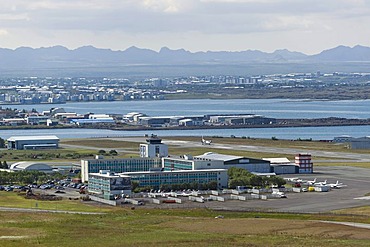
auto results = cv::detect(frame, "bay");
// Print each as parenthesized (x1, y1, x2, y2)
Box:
(1, 99, 370, 140)
(4, 98, 370, 119)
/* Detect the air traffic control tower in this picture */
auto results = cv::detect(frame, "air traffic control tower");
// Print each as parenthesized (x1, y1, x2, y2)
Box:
(139, 135, 168, 158)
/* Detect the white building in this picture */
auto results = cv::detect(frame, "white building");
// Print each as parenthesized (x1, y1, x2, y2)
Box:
(139, 135, 168, 158)
(9, 161, 53, 173)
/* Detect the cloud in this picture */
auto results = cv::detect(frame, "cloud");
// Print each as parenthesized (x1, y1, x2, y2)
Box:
(0, 0, 370, 53)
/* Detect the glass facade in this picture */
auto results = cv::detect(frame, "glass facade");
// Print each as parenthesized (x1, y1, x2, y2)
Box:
(126, 170, 225, 188)
(89, 174, 131, 195)
(84, 158, 161, 176)
(163, 158, 193, 171)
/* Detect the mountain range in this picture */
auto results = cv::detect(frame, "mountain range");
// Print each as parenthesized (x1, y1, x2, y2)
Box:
(1, 45, 370, 70)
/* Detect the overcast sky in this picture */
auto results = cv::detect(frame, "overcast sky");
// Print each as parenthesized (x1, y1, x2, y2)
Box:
(0, 0, 369, 54)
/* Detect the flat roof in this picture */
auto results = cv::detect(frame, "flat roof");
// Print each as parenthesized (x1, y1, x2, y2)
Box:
(122, 169, 227, 175)
(8, 135, 60, 141)
(263, 158, 291, 164)
(195, 152, 243, 162)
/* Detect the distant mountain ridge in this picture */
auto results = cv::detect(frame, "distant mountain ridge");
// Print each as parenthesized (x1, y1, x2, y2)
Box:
(0, 45, 370, 69)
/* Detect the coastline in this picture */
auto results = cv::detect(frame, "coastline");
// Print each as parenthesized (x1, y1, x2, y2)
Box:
(1, 118, 369, 132)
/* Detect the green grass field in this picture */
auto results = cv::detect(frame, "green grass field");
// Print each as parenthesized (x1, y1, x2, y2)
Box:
(1, 199, 370, 246)
(0, 191, 112, 213)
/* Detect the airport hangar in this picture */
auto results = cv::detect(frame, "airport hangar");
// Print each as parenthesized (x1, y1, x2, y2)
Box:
(9, 161, 53, 173)
(7, 135, 60, 150)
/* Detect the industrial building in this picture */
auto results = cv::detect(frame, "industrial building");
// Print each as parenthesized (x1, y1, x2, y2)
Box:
(349, 137, 370, 149)
(263, 158, 299, 174)
(88, 170, 132, 200)
(208, 114, 276, 125)
(7, 135, 60, 150)
(193, 152, 271, 173)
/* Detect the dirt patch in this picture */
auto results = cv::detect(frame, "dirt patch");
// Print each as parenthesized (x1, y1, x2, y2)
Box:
(161, 218, 370, 240)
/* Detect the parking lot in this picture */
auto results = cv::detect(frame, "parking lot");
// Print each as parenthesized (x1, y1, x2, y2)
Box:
(129, 166, 370, 213)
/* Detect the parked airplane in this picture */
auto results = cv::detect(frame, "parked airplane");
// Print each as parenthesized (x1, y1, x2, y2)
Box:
(201, 136, 212, 145)
(285, 177, 304, 183)
(328, 181, 347, 188)
(314, 180, 327, 186)
(306, 178, 317, 185)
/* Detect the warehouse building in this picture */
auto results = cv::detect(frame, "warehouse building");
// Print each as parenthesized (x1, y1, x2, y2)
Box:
(7, 135, 60, 150)
(263, 158, 299, 174)
(194, 152, 271, 173)
(349, 137, 370, 149)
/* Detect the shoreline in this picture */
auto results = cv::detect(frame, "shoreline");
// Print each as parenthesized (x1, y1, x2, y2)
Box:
(0, 118, 369, 132)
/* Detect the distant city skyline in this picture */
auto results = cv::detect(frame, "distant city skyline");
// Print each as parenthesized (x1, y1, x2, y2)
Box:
(0, 0, 369, 55)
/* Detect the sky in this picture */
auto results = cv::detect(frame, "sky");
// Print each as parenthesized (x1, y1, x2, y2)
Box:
(0, 0, 369, 55)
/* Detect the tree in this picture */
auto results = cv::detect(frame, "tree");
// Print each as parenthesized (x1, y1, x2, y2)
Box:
(98, 150, 106, 155)
(228, 178, 245, 189)
(249, 175, 263, 187)
(109, 150, 118, 156)
(0, 137, 5, 148)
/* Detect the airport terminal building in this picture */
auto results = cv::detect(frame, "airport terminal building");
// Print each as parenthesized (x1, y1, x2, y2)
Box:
(123, 169, 228, 189)
(88, 170, 132, 200)
(81, 157, 162, 182)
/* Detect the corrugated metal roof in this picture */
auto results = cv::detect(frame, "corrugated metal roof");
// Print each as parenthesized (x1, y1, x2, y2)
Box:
(8, 135, 59, 141)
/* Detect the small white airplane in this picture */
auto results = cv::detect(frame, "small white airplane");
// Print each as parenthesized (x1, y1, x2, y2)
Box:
(201, 136, 212, 145)
(306, 178, 317, 185)
(284, 177, 303, 183)
(328, 181, 347, 188)
(314, 180, 327, 186)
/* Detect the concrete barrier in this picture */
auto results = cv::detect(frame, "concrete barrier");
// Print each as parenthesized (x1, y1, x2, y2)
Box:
(210, 195, 225, 202)
(260, 195, 268, 200)
(152, 199, 161, 204)
(238, 195, 247, 201)
(231, 189, 241, 195)
(125, 199, 142, 205)
(211, 190, 220, 196)
(251, 194, 259, 199)
(230, 194, 239, 200)
(292, 188, 302, 193)
(168, 197, 182, 203)
(251, 189, 260, 194)
(89, 195, 117, 206)
(189, 196, 204, 203)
